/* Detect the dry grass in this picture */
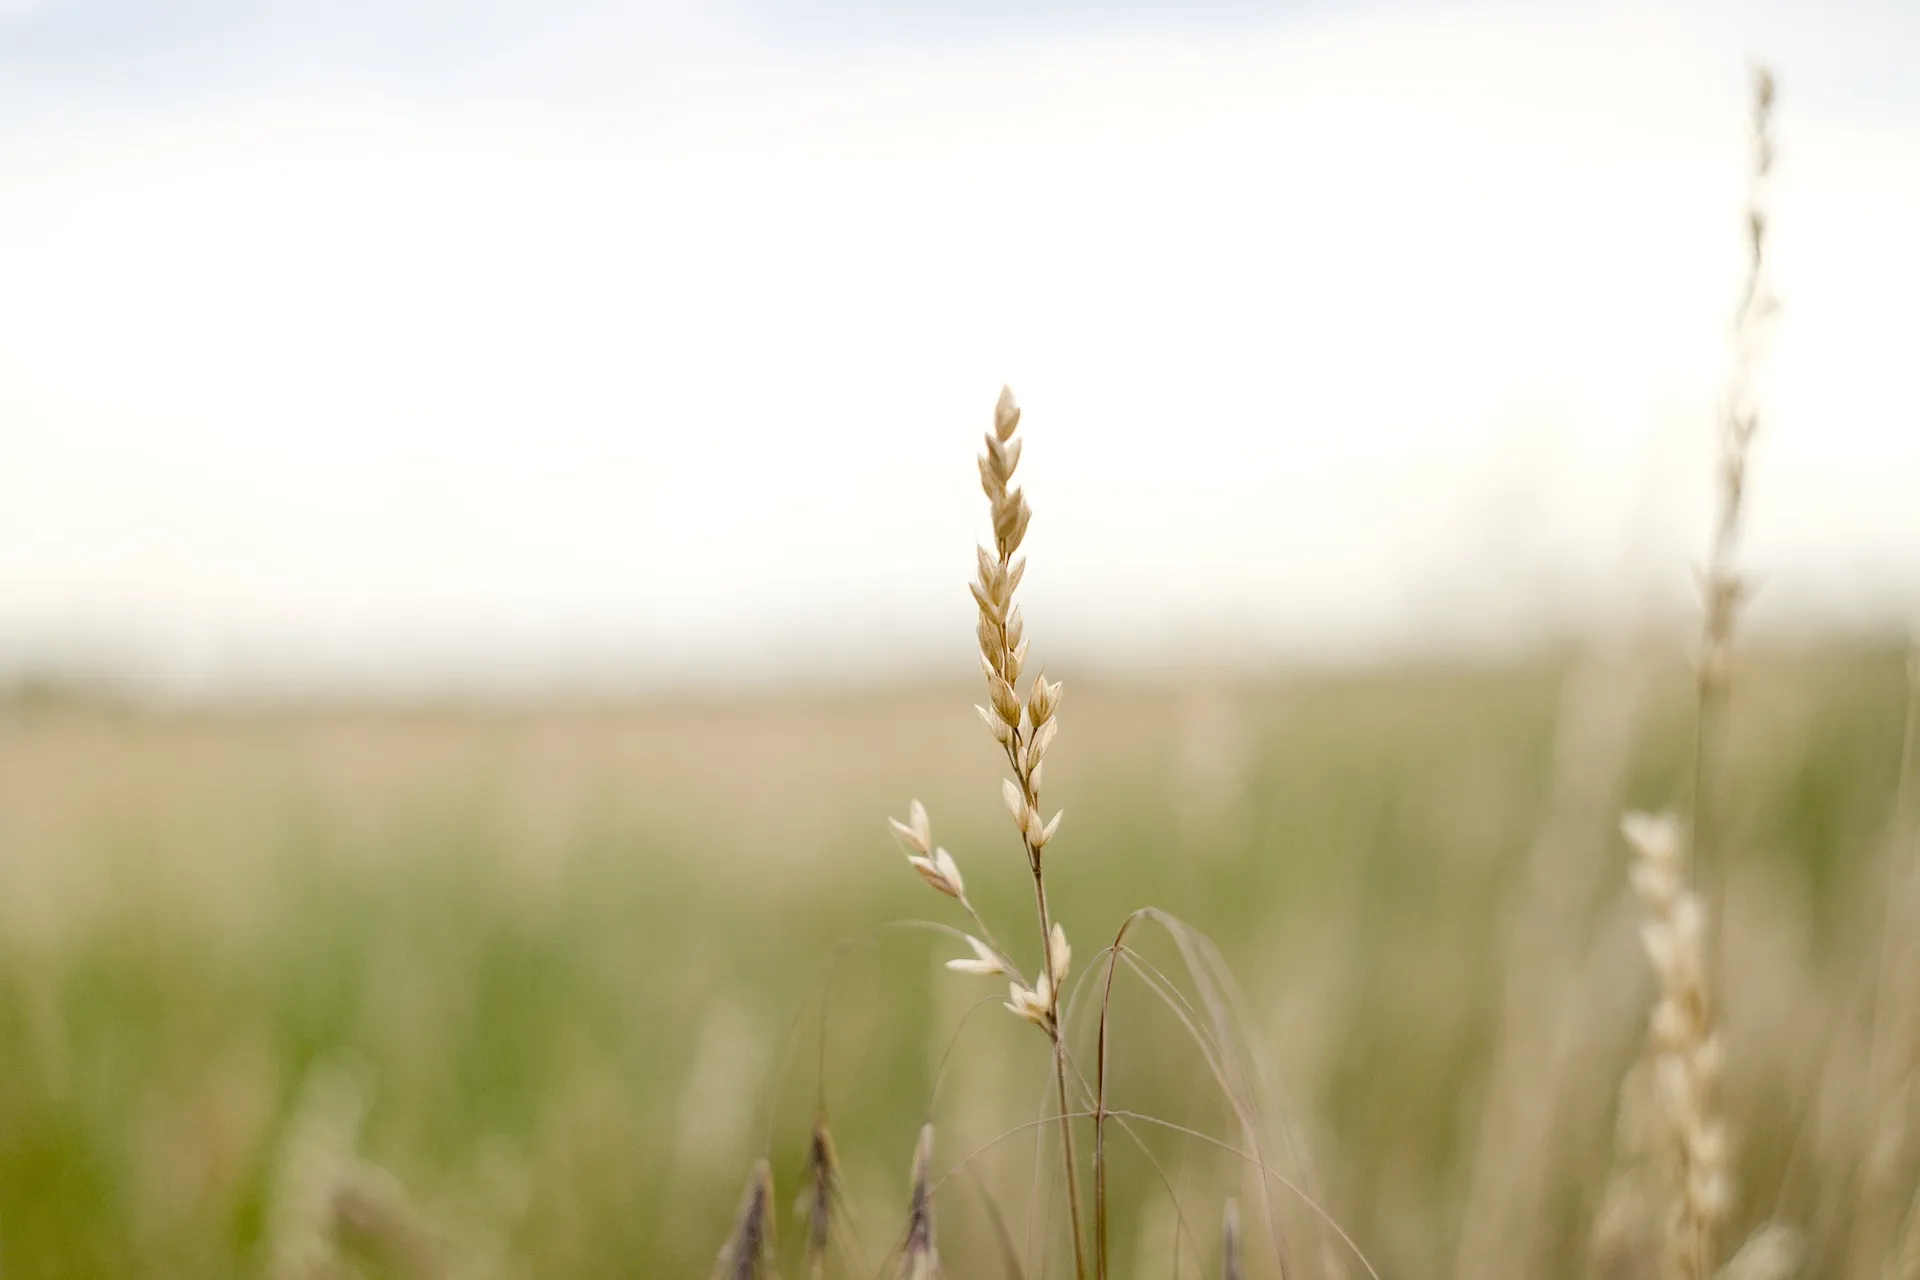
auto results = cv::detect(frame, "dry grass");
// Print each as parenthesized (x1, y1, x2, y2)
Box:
(801, 1115, 842, 1280)
(712, 1160, 777, 1280)
(900, 1124, 940, 1280)
(705, 65, 1920, 1280)
(3, 59, 1918, 1280)
(1622, 812, 1731, 1280)
(0, 634, 1908, 1279)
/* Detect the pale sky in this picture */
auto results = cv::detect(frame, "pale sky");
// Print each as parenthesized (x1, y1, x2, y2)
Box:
(2, 0, 1917, 692)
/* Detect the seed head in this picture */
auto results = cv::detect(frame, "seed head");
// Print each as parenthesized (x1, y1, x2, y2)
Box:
(712, 1160, 776, 1280)
(908, 847, 965, 900)
(890, 801, 933, 858)
(1002, 779, 1030, 835)
(899, 1124, 940, 1280)
(1622, 811, 1681, 865)
(974, 703, 1014, 746)
(1005, 977, 1052, 1028)
(1032, 808, 1064, 851)
(945, 935, 1006, 977)
(799, 1117, 840, 1280)
(1028, 676, 1062, 728)
(994, 386, 1021, 442)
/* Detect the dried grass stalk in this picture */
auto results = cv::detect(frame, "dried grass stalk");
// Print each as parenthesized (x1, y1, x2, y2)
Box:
(801, 1116, 841, 1280)
(1694, 62, 1776, 901)
(899, 1124, 940, 1280)
(713, 1159, 778, 1280)
(1615, 63, 1776, 1280)
(882, 389, 1086, 1278)
(1624, 813, 1730, 1280)
(963, 387, 1087, 1276)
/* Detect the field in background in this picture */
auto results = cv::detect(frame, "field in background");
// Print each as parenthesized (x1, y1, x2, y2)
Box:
(0, 641, 1912, 1278)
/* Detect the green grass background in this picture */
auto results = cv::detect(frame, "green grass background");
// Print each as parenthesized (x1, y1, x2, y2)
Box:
(0, 642, 1910, 1278)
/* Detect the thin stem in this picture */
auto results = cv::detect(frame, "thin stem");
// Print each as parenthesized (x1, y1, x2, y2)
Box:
(1866, 650, 1920, 1101)
(1032, 860, 1088, 1280)
(1093, 915, 1146, 1280)
(1002, 710, 1086, 1280)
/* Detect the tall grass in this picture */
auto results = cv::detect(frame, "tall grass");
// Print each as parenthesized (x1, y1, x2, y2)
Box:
(706, 63, 1919, 1280)
(0, 645, 1910, 1276)
(0, 60, 1915, 1280)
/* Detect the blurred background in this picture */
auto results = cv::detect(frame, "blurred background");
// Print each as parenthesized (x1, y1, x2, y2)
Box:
(2, 0, 1918, 1276)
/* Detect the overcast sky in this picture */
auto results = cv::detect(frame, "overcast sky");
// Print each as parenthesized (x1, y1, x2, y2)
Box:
(2, 0, 1917, 692)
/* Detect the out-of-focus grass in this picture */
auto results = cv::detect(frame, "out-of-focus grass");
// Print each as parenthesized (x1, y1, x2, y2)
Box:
(0, 643, 1909, 1278)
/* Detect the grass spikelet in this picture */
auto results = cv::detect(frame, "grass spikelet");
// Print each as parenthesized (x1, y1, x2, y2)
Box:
(1221, 1199, 1243, 1280)
(800, 1115, 841, 1280)
(714, 1159, 778, 1280)
(1624, 812, 1729, 1280)
(899, 1123, 939, 1280)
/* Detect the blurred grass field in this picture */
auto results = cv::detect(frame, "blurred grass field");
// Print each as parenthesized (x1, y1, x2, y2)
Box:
(0, 640, 1912, 1278)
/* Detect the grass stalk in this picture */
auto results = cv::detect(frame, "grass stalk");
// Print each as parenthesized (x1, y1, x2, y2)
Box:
(1692, 63, 1776, 904)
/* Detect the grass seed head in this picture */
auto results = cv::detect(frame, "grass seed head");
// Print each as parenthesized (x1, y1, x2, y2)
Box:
(946, 935, 1006, 977)
(899, 1124, 939, 1280)
(890, 802, 933, 858)
(799, 1118, 840, 1280)
(1622, 812, 1728, 1280)
(1005, 977, 1052, 1029)
(993, 385, 1020, 441)
(1047, 922, 1070, 992)
(713, 1159, 777, 1280)
(908, 847, 965, 900)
